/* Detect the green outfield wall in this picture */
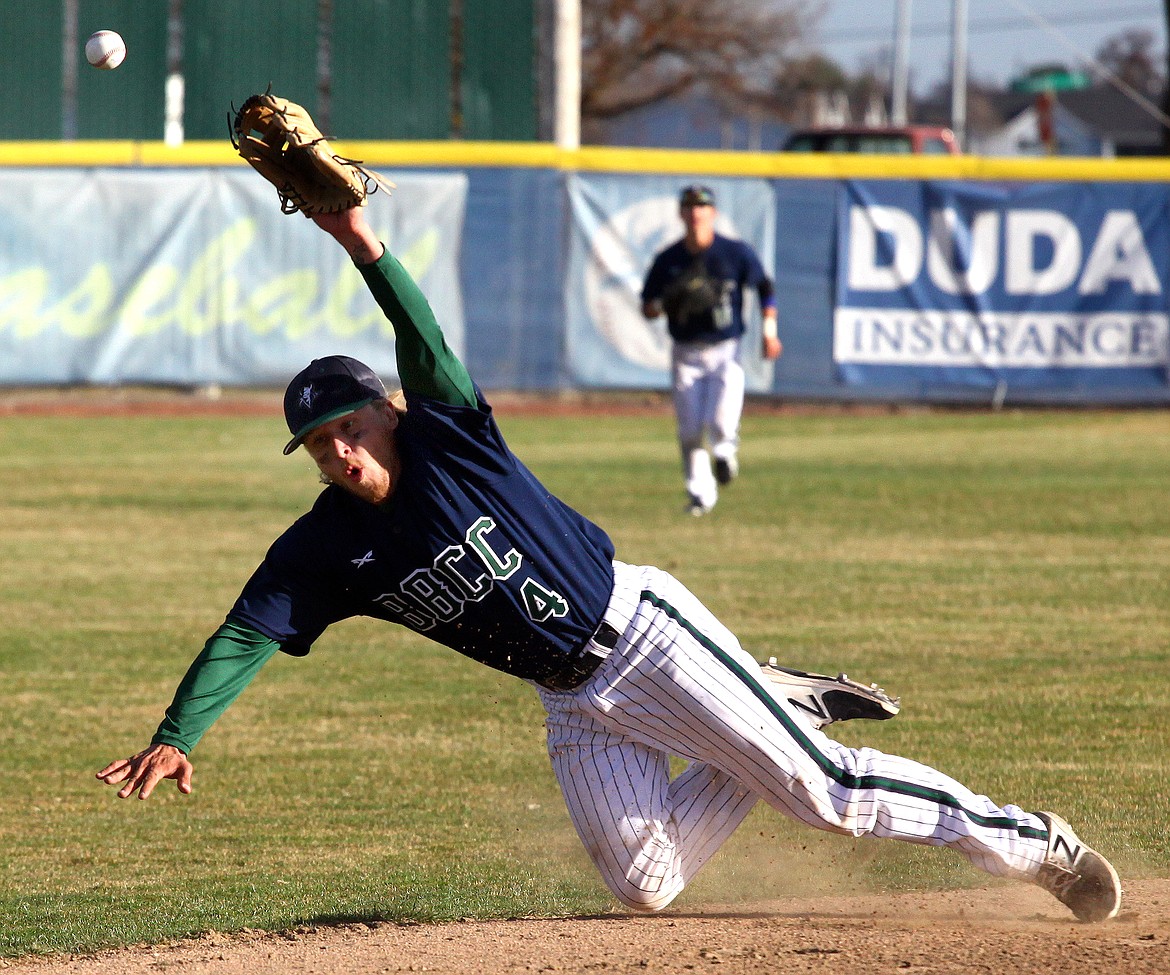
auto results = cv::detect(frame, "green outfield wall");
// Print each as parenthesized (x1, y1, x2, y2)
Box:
(0, 2, 535, 142)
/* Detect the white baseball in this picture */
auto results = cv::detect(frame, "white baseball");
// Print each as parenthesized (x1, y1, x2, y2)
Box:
(85, 30, 127, 70)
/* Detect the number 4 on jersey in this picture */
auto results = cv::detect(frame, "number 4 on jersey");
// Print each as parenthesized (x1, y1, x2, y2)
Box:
(521, 578, 569, 622)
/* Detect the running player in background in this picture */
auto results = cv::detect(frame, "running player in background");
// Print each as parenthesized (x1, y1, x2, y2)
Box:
(98, 205, 1120, 924)
(641, 185, 782, 516)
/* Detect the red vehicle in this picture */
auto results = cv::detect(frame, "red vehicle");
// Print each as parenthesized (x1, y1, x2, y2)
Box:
(782, 125, 960, 155)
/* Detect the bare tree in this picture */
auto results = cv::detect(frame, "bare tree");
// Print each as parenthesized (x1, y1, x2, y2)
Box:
(581, 0, 817, 134)
(1095, 28, 1163, 97)
(777, 51, 846, 91)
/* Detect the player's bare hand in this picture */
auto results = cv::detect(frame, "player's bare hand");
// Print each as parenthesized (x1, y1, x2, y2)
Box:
(96, 743, 193, 800)
(762, 335, 783, 360)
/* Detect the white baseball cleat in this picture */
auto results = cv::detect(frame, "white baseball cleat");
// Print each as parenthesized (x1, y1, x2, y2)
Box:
(686, 494, 713, 517)
(760, 659, 901, 730)
(1033, 811, 1122, 922)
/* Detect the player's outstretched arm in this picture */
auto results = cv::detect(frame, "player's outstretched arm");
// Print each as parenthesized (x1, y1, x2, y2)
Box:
(96, 743, 193, 800)
(310, 207, 476, 408)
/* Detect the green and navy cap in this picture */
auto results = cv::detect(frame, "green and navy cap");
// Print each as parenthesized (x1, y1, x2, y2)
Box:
(282, 355, 387, 455)
(679, 184, 715, 207)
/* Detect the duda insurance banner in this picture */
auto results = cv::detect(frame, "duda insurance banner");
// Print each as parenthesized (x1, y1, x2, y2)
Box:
(833, 180, 1170, 394)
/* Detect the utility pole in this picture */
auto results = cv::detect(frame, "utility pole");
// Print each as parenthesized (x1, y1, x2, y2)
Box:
(949, 0, 968, 149)
(890, 0, 912, 125)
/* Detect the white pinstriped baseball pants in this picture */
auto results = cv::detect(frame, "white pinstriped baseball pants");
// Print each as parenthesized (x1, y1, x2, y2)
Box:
(537, 561, 1051, 912)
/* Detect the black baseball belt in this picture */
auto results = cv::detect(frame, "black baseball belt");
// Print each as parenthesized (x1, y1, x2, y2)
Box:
(537, 620, 621, 692)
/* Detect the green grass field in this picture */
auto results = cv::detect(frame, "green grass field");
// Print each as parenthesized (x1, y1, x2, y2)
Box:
(1, 405, 1167, 956)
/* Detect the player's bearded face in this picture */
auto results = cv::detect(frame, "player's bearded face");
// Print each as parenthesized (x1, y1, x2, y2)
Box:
(303, 401, 401, 504)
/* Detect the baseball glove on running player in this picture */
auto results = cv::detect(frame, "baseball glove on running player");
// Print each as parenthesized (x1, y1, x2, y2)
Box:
(230, 90, 393, 216)
(659, 256, 720, 320)
(662, 256, 722, 337)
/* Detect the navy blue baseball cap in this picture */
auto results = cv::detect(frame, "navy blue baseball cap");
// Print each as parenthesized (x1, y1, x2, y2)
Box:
(679, 184, 715, 207)
(282, 355, 387, 455)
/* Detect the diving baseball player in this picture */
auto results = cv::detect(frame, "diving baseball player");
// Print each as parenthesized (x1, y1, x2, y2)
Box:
(642, 185, 781, 516)
(98, 205, 1121, 924)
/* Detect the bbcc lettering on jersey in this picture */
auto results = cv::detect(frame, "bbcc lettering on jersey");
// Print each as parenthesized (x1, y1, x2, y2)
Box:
(373, 516, 570, 630)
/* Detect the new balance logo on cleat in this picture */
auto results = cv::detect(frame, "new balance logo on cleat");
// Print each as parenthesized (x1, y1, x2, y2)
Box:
(759, 658, 901, 730)
(788, 693, 830, 727)
(1033, 811, 1122, 922)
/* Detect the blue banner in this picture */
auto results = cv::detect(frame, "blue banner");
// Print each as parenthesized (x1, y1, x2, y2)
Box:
(834, 180, 1170, 391)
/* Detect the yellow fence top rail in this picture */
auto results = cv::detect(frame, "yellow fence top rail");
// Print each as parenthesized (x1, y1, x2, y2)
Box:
(2, 139, 1169, 182)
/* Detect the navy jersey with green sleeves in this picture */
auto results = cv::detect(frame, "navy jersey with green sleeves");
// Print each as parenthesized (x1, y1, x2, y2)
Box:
(228, 383, 616, 684)
(152, 244, 616, 756)
(642, 233, 770, 344)
(222, 243, 617, 678)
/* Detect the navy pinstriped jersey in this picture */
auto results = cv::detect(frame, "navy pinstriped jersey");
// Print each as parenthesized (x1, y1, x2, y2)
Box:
(228, 385, 616, 685)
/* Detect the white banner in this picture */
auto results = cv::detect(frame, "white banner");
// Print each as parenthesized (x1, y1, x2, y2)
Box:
(564, 173, 777, 392)
(0, 169, 467, 385)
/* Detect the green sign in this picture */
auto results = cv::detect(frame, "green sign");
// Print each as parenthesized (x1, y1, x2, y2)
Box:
(1010, 70, 1091, 94)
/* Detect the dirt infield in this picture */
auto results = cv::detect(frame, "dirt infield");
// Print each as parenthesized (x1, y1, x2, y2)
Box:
(12, 879, 1168, 975)
(0, 386, 283, 418)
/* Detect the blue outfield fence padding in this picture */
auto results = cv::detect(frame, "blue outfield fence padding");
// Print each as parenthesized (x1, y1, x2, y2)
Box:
(0, 142, 1167, 405)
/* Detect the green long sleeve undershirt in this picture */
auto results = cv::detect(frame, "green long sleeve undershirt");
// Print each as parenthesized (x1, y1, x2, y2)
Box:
(152, 621, 280, 754)
(358, 248, 477, 409)
(153, 245, 470, 754)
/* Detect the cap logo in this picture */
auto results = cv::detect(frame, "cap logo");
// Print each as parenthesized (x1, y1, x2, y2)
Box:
(680, 185, 715, 206)
(282, 356, 387, 455)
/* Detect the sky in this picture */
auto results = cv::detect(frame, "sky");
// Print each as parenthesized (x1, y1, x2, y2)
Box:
(811, 0, 1166, 95)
